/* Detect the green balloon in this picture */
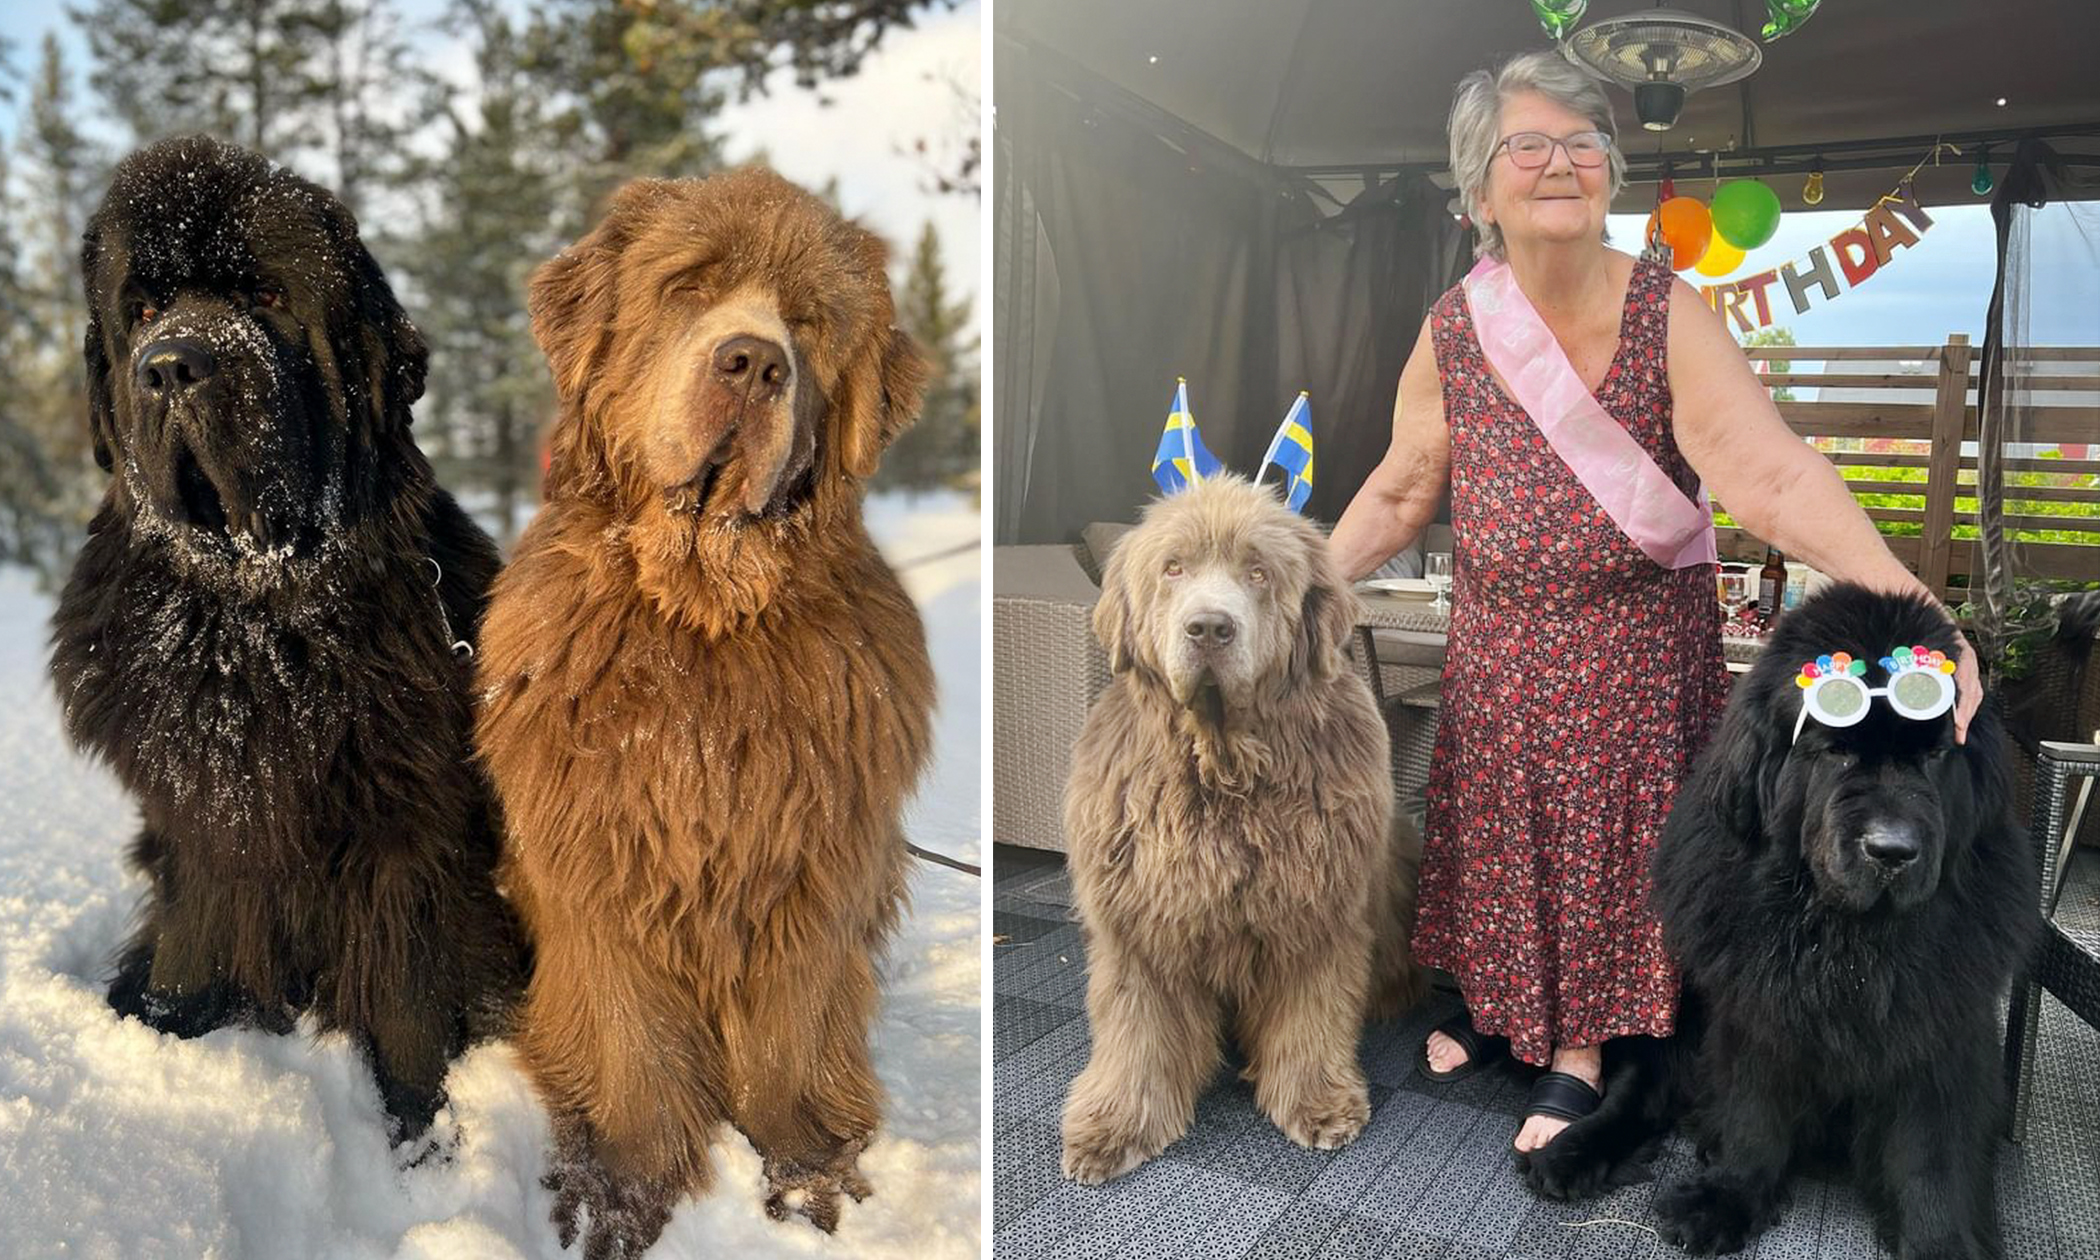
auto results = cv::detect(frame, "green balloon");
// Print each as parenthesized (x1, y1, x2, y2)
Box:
(1711, 180, 1783, 250)
(1531, 0, 1587, 39)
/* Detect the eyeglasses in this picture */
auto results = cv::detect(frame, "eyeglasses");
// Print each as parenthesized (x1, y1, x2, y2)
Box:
(1790, 647, 1958, 744)
(1497, 130, 1612, 170)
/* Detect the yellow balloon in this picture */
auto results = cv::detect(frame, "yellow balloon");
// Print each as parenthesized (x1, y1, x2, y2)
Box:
(1695, 234, 1746, 277)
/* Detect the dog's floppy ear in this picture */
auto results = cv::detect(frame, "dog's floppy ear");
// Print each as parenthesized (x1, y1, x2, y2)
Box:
(1697, 682, 1786, 844)
(528, 185, 651, 404)
(82, 314, 116, 474)
(530, 235, 618, 501)
(528, 198, 643, 503)
(1092, 541, 1138, 674)
(1290, 565, 1358, 683)
(355, 250, 429, 431)
(838, 323, 932, 480)
(528, 237, 616, 402)
(78, 230, 116, 474)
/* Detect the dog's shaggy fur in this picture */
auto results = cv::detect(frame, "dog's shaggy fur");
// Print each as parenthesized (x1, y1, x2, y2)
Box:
(49, 136, 523, 1144)
(1520, 584, 2037, 1260)
(474, 170, 934, 1254)
(1059, 476, 1425, 1185)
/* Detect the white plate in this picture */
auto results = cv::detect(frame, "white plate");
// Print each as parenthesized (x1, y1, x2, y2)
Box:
(1358, 577, 1437, 595)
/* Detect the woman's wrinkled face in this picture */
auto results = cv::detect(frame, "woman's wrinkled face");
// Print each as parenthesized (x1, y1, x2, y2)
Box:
(1479, 90, 1611, 254)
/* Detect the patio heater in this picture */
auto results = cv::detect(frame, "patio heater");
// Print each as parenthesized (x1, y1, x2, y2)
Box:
(1563, 8, 1762, 131)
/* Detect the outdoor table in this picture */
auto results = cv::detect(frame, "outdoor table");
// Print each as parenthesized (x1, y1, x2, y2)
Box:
(1351, 589, 1767, 709)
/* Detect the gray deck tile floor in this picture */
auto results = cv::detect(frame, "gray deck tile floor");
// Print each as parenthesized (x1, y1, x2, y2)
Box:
(992, 844, 2100, 1260)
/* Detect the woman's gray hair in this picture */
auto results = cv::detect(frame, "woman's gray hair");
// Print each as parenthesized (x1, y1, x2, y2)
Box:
(1448, 50, 1626, 260)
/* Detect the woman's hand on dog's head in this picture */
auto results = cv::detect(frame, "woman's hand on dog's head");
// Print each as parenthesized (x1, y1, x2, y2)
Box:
(1950, 632, 1981, 746)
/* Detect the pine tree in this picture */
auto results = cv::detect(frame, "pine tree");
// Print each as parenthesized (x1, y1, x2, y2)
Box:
(303, 0, 429, 216)
(8, 33, 104, 576)
(877, 219, 978, 495)
(404, 0, 566, 543)
(520, 0, 728, 213)
(21, 33, 96, 371)
(0, 139, 70, 573)
(72, 0, 322, 155)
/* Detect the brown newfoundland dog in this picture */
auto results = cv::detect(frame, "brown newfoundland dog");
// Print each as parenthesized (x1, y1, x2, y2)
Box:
(1060, 476, 1425, 1185)
(475, 170, 933, 1254)
(51, 136, 521, 1149)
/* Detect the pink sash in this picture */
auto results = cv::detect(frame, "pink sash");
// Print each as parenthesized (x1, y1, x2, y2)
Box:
(1462, 257, 1717, 570)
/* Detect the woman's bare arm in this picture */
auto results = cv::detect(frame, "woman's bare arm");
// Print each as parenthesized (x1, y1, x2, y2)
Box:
(1665, 276, 1983, 740)
(1331, 316, 1453, 581)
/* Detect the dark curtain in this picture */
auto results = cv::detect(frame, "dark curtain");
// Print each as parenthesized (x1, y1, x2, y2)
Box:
(1273, 176, 1467, 523)
(993, 40, 1466, 544)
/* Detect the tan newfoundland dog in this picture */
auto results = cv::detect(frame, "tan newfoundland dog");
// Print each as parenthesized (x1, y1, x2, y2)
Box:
(474, 170, 933, 1254)
(1061, 475, 1425, 1184)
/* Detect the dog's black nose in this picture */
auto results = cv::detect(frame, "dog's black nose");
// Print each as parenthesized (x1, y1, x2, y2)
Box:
(135, 338, 217, 396)
(1184, 612, 1236, 647)
(713, 335, 790, 392)
(1861, 825, 1921, 868)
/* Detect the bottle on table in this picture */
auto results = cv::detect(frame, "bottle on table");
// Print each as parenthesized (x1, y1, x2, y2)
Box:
(1759, 548, 1787, 622)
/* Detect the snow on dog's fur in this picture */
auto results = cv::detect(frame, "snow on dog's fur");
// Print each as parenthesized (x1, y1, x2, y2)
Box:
(1059, 476, 1425, 1185)
(50, 135, 523, 1148)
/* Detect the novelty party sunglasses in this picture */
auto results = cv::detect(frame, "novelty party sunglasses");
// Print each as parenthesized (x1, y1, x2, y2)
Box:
(1791, 646, 1957, 744)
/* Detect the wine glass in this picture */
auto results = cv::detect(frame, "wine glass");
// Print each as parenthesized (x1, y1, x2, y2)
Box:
(1426, 551, 1453, 614)
(1718, 568, 1751, 629)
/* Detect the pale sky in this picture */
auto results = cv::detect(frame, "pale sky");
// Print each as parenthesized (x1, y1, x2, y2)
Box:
(0, 0, 982, 309)
(1610, 198, 2100, 350)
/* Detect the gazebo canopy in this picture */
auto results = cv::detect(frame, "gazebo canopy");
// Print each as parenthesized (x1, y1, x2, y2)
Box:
(993, 1, 2100, 546)
(1002, 0, 2100, 210)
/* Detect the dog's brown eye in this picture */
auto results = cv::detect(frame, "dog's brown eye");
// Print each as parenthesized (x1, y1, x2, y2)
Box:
(138, 304, 159, 325)
(254, 287, 284, 310)
(1163, 560, 1184, 578)
(1249, 565, 1268, 585)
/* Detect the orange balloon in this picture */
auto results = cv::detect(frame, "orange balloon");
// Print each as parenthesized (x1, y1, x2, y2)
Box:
(1645, 196, 1714, 270)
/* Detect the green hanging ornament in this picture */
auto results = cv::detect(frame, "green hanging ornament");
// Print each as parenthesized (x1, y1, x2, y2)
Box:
(1972, 147, 1994, 196)
(1761, 0, 1822, 41)
(1531, 0, 1588, 40)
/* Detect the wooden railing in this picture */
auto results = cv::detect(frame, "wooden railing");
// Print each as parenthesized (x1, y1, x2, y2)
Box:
(1722, 339, 2100, 599)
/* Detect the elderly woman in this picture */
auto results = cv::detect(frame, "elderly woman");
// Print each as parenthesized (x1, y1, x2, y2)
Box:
(1330, 50, 1980, 1154)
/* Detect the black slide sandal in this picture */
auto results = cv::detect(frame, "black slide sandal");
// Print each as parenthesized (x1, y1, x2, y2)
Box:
(1417, 1011, 1509, 1083)
(1524, 1070, 1602, 1124)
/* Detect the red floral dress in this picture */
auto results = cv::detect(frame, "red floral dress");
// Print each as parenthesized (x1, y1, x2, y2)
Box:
(1410, 255, 1731, 1067)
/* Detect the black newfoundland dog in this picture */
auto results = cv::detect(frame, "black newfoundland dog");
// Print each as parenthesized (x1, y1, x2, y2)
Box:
(49, 136, 522, 1145)
(1522, 584, 2037, 1260)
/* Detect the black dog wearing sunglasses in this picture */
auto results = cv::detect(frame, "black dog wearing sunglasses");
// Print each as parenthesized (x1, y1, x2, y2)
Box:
(1521, 584, 2035, 1260)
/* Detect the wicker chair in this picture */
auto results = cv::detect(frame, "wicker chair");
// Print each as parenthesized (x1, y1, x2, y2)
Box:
(992, 545, 1110, 851)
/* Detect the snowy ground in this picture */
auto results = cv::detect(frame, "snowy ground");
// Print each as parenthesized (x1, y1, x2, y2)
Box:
(0, 490, 982, 1260)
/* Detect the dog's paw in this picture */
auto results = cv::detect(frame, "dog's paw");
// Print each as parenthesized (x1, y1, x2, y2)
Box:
(395, 1111, 463, 1172)
(108, 975, 247, 1040)
(542, 1152, 675, 1260)
(762, 1150, 872, 1234)
(1653, 1176, 1773, 1256)
(1277, 1088, 1371, 1151)
(1900, 1236, 1995, 1260)
(1059, 1129, 1158, 1185)
(1518, 1124, 1648, 1202)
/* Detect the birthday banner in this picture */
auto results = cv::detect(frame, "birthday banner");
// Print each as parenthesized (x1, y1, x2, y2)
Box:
(1697, 191, 1934, 334)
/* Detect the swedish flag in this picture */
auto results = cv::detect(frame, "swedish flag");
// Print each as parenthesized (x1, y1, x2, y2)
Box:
(1150, 378, 1221, 494)
(1258, 391, 1315, 513)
